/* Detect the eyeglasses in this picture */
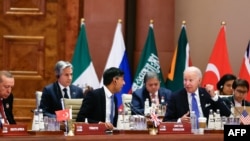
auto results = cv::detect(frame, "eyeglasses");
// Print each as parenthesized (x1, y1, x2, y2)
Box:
(235, 89, 248, 94)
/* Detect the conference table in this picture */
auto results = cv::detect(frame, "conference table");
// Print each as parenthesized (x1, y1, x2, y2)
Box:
(0, 130, 224, 141)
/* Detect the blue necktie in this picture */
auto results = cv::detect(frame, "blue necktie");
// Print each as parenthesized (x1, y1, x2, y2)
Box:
(110, 95, 114, 124)
(191, 93, 199, 127)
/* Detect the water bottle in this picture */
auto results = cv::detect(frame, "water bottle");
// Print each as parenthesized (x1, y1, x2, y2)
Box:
(160, 96, 166, 116)
(207, 109, 215, 129)
(32, 109, 40, 131)
(144, 98, 150, 116)
(190, 111, 197, 134)
(230, 103, 234, 117)
(214, 109, 221, 130)
(116, 108, 124, 129)
(38, 109, 45, 130)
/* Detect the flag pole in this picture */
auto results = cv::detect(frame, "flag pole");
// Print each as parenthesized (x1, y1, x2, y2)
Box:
(221, 21, 226, 26)
(81, 18, 85, 24)
(182, 20, 186, 25)
(150, 19, 154, 24)
(118, 19, 122, 23)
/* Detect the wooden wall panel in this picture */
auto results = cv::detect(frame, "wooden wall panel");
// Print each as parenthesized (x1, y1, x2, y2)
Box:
(2, 35, 45, 79)
(3, 0, 46, 15)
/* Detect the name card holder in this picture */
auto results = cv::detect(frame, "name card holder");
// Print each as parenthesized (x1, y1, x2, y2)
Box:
(158, 122, 191, 134)
(1, 124, 28, 136)
(74, 123, 107, 135)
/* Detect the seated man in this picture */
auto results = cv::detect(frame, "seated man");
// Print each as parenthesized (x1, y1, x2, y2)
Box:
(76, 67, 125, 130)
(131, 71, 172, 115)
(0, 70, 16, 125)
(222, 78, 250, 108)
(163, 66, 231, 123)
(39, 60, 84, 117)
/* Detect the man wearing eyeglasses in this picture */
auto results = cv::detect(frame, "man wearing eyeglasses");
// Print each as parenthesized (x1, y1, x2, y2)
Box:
(0, 70, 16, 126)
(223, 79, 250, 108)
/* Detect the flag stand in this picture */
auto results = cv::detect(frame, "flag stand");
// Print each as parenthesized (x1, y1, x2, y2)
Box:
(67, 119, 74, 136)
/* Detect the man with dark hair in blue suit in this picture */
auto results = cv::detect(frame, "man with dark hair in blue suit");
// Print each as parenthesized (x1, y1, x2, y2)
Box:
(131, 71, 172, 115)
(39, 60, 84, 117)
(163, 66, 231, 123)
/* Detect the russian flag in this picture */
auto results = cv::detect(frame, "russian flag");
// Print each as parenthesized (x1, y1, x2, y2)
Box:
(100, 20, 132, 109)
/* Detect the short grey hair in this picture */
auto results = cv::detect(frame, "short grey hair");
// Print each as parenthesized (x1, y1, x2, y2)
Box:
(143, 71, 160, 84)
(54, 60, 73, 78)
(0, 70, 13, 83)
(184, 66, 202, 79)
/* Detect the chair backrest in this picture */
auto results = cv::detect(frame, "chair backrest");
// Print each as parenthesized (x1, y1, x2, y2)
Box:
(35, 91, 42, 109)
(122, 94, 132, 115)
(63, 98, 83, 122)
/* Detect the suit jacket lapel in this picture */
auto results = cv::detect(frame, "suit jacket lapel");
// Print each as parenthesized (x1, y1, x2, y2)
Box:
(100, 88, 106, 120)
(54, 82, 63, 99)
(198, 88, 206, 112)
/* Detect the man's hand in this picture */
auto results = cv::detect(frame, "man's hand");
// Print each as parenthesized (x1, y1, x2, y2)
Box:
(205, 84, 216, 97)
(181, 111, 190, 123)
(99, 121, 114, 130)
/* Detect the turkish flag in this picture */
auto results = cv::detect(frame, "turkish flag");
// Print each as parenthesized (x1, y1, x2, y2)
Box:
(239, 41, 250, 101)
(55, 109, 70, 121)
(201, 25, 233, 89)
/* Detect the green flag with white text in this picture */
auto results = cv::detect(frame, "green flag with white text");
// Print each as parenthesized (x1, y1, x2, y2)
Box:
(71, 20, 99, 89)
(132, 23, 165, 92)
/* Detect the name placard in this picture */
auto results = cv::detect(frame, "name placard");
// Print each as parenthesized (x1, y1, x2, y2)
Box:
(74, 123, 107, 135)
(1, 124, 28, 136)
(224, 125, 250, 140)
(158, 122, 191, 134)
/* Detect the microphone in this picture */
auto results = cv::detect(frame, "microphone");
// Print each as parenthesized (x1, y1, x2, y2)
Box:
(125, 102, 144, 115)
(222, 100, 233, 115)
(60, 98, 68, 133)
(61, 98, 65, 110)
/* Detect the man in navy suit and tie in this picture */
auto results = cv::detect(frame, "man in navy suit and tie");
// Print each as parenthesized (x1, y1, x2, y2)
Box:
(163, 66, 231, 123)
(76, 67, 125, 130)
(131, 71, 172, 115)
(39, 60, 84, 117)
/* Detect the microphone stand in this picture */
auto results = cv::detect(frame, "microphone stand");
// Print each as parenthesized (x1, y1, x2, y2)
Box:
(61, 98, 68, 135)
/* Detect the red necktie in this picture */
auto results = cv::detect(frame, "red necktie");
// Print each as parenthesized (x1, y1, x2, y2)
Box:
(0, 100, 8, 124)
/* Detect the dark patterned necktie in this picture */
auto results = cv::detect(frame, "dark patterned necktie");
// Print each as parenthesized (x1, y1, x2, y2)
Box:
(63, 88, 69, 98)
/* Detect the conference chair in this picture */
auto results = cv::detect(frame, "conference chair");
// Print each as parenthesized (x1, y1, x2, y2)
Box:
(62, 98, 83, 122)
(35, 91, 43, 110)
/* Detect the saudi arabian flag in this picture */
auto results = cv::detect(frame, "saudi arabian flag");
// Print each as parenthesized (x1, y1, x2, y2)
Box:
(165, 23, 191, 92)
(132, 22, 165, 92)
(71, 19, 100, 89)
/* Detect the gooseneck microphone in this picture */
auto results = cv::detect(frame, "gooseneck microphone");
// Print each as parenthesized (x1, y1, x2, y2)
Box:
(124, 102, 144, 115)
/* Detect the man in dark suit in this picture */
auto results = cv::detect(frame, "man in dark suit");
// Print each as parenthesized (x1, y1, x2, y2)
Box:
(163, 66, 231, 123)
(76, 67, 125, 130)
(39, 60, 84, 117)
(0, 70, 16, 125)
(222, 79, 250, 108)
(131, 71, 172, 115)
